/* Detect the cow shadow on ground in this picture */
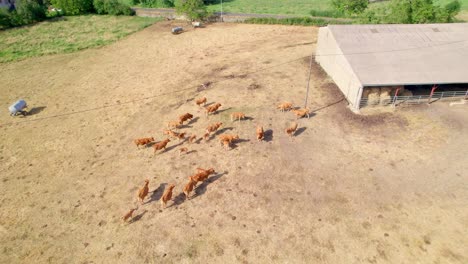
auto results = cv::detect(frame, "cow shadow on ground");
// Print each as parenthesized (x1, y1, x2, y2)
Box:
(147, 183, 167, 204)
(185, 150, 197, 155)
(230, 138, 250, 149)
(164, 141, 184, 152)
(28, 106, 47, 116)
(295, 127, 307, 137)
(188, 116, 200, 125)
(170, 193, 187, 207)
(214, 107, 232, 114)
(129, 210, 147, 224)
(264, 129, 273, 142)
(193, 171, 228, 198)
(216, 127, 234, 134)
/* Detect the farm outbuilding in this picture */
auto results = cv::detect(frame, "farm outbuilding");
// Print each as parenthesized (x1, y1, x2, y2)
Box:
(315, 23, 468, 111)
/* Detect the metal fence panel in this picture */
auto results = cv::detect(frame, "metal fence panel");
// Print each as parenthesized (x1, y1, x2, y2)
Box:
(360, 90, 468, 108)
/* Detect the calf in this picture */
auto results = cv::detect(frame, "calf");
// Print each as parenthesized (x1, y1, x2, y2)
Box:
(277, 102, 293, 112)
(285, 122, 298, 137)
(160, 184, 175, 209)
(167, 120, 182, 130)
(196, 97, 207, 107)
(134, 137, 155, 148)
(218, 134, 239, 143)
(206, 122, 223, 134)
(188, 134, 197, 144)
(205, 103, 222, 116)
(122, 207, 138, 222)
(292, 108, 310, 119)
(178, 147, 188, 156)
(137, 179, 149, 204)
(256, 125, 264, 141)
(230, 112, 246, 122)
(192, 168, 215, 185)
(153, 139, 171, 155)
(178, 113, 194, 125)
(183, 176, 197, 200)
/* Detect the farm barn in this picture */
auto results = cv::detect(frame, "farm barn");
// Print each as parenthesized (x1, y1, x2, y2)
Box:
(315, 23, 468, 111)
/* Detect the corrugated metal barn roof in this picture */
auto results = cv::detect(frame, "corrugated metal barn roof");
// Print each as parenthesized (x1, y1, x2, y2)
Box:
(326, 24, 468, 86)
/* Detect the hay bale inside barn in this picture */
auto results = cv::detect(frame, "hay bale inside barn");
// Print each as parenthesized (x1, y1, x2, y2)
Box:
(315, 23, 468, 111)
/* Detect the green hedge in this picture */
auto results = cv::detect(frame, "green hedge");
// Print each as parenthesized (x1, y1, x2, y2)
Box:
(51, 0, 94, 15)
(244, 17, 350, 26)
(94, 0, 135, 15)
(0, 0, 47, 29)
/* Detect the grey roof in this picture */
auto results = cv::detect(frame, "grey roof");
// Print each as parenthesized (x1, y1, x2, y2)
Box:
(326, 23, 468, 86)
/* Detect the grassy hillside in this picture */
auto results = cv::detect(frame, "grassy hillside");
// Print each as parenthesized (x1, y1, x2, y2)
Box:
(0, 15, 160, 63)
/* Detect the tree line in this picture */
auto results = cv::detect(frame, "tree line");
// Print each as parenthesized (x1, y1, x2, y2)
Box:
(1, 0, 135, 29)
(332, 0, 462, 23)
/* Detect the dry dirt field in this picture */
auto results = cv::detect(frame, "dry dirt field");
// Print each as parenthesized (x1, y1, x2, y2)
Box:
(1, 22, 467, 264)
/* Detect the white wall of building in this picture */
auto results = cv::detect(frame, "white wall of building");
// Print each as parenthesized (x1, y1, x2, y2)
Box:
(315, 27, 363, 111)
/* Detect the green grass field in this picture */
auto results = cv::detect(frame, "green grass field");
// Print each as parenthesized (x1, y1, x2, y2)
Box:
(0, 15, 160, 63)
(206, 0, 332, 16)
(206, 0, 468, 17)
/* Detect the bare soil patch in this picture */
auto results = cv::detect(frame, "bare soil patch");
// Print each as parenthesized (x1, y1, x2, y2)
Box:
(0, 21, 467, 263)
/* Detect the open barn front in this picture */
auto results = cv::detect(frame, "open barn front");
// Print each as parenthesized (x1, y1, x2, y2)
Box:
(315, 23, 468, 112)
(359, 83, 468, 108)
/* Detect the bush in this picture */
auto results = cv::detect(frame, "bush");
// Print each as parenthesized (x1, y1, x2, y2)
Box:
(175, 0, 208, 21)
(51, 0, 94, 15)
(17, 0, 47, 24)
(94, 0, 135, 15)
(309, 9, 345, 18)
(138, 0, 175, 8)
(0, 0, 46, 29)
(331, 0, 368, 16)
(358, 0, 461, 24)
(0, 9, 13, 28)
(244, 17, 350, 27)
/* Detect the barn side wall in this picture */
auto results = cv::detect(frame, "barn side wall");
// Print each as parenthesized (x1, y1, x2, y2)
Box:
(315, 27, 362, 111)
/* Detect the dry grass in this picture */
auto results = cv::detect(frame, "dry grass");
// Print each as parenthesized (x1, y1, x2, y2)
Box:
(0, 15, 160, 63)
(0, 22, 467, 263)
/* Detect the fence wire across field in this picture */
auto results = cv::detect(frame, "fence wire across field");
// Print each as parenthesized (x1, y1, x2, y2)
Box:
(360, 90, 468, 108)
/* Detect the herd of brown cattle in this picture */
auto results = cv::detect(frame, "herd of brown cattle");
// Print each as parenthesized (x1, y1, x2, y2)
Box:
(123, 99, 309, 222)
